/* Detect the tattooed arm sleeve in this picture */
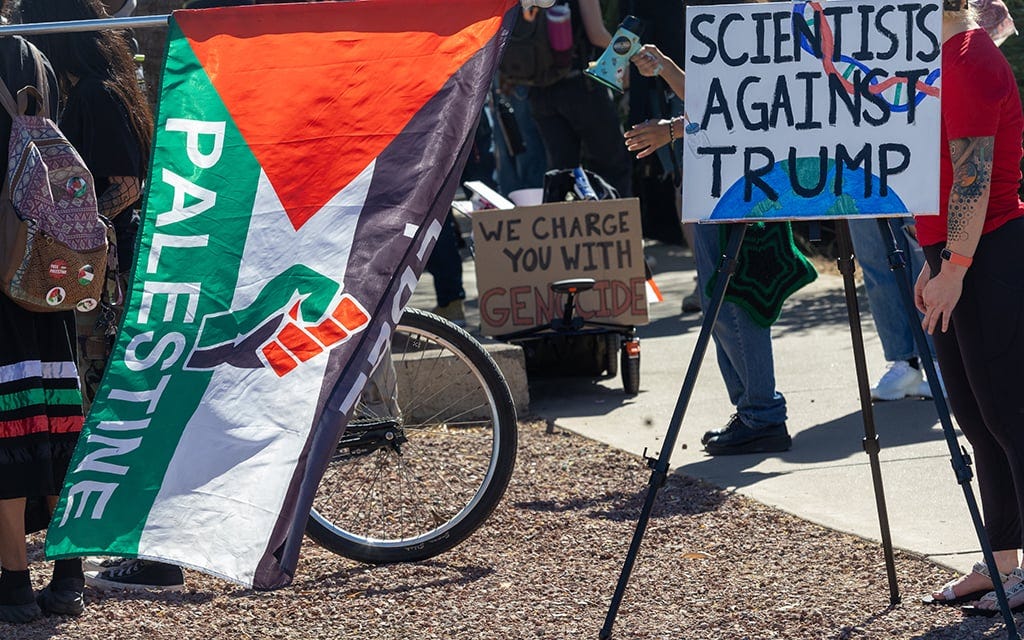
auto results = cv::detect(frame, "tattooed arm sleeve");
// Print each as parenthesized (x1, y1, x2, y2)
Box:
(97, 175, 142, 220)
(945, 135, 994, 258)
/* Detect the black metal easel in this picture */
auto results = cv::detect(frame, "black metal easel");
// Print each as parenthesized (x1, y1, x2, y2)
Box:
(598, 222, 746, 640)
(875, 217, 1019, 639)
(600, 220, 904, 638)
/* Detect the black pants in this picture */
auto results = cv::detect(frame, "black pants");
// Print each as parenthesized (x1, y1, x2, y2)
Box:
(528, 74, 633, 198)
(924, 216, 1024, 551)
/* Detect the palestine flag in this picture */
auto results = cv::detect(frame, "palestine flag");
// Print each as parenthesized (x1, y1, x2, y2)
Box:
(46, 0, 516, 590)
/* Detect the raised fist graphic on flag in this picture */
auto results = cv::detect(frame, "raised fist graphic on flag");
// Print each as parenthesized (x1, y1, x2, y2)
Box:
(186, 264, 369, 376)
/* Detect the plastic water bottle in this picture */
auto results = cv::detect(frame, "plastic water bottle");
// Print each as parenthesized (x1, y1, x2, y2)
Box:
(572, 167, 598, 200)
(684, 119, 710, 160)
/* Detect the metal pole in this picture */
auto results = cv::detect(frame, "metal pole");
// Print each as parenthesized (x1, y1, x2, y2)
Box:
(0, 15, 169, 37)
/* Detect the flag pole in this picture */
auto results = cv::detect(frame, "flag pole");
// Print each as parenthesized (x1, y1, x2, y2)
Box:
(0, 15, 169, 36)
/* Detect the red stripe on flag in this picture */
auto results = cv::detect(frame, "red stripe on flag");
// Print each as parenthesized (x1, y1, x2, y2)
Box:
(332, 297, 369, 330)
(277, 324, 322, 362)
(307, 318, 349, 347)
(262, 341, 299, 377)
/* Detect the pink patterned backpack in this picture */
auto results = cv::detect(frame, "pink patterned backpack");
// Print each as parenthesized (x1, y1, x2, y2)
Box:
(0, 48, 109, 313)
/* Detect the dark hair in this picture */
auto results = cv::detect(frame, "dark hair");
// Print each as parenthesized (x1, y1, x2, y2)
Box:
(13, 0, 153, 171)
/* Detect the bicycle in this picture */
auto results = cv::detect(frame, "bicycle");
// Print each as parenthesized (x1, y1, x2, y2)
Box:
(494, 278, 641, 395)
(306, 307, 518, 564)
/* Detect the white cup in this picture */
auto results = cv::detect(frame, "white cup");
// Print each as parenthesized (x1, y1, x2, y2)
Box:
(508, 188, 544, 207)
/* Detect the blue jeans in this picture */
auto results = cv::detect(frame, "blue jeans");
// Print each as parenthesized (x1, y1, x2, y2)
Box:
(695, 223, 787, 428)
(493, 85, 548, 194)
(847, 217, 935, 362)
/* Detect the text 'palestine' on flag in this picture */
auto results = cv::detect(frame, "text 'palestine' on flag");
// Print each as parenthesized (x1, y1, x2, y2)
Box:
(45, 0, 518, 590)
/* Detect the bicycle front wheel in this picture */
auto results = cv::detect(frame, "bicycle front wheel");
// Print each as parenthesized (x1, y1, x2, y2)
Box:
(307, 308, 517, 564)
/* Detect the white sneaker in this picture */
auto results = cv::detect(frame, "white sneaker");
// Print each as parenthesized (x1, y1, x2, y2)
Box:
(870, 361, 923, 401)
(82, 556, 128, 572)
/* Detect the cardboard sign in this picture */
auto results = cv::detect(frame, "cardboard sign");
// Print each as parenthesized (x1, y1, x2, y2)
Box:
(682, 0, 942, 222)
(473, 198, 648, 336)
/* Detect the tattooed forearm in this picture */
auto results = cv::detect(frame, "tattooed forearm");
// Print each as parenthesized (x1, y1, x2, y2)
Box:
(97, 176, 142, 220)
(946, 136, 994, 243)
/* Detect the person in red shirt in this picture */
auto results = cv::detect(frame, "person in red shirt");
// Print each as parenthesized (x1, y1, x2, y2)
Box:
(918, 0, 1024, 615)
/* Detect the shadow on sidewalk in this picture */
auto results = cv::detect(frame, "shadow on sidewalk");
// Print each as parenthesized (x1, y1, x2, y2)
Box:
(673, 403, 950, 491)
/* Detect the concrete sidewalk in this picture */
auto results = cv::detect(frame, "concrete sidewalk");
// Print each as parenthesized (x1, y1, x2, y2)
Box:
(411, 238, 982, 579)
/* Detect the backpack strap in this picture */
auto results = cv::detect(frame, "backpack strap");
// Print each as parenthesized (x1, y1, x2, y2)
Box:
(0, 71, 19, 120)
(0, 45, 52, 119)
(27, 46, 51, 118)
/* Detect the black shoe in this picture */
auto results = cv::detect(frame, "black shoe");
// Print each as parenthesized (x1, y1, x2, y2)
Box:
(704, 416, 791, 455)
(701, 414, 743, 445)
(0, 584, 41, 623)
(37, 578, 85, 617)
(85, 559, 184, 592)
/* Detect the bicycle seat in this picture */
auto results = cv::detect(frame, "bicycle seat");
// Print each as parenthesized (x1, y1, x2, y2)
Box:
(550, 278, 596, 294)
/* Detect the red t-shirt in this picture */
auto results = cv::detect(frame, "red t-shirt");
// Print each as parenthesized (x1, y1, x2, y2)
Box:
(915, 28, 1024, 247)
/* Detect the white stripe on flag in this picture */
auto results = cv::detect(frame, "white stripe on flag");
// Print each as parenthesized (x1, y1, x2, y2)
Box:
(138, 164, 372, 585)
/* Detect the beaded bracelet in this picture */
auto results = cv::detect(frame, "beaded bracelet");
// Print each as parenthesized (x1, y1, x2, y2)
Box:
(668, 117, 683, 144)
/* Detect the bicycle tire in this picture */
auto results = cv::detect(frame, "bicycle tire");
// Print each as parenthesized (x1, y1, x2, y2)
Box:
(604, 333, 619, 378)
(621, 344, 640, 395)
(306, 308, 517, 564)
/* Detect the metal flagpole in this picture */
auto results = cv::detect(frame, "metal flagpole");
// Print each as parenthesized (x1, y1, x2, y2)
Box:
(0, 15, 169, 36)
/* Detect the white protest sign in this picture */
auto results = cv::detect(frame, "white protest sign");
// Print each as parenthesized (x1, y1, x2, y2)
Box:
(682, 0, 942, 222)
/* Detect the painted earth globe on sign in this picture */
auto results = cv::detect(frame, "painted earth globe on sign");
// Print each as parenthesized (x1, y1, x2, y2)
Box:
(710, 158, 910, 220)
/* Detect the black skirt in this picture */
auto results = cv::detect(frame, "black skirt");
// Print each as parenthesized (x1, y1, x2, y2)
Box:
(0, 293, 83, 501)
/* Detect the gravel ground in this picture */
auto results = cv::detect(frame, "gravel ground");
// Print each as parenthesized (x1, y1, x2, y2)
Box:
(6, 421, 1019, 640)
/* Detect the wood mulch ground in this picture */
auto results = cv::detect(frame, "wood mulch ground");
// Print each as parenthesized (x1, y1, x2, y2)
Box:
(6, 421, 1018, 639)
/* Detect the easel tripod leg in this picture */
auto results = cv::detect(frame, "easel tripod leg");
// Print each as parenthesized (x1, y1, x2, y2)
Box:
(876, 217, 1020, 639)
(835, 219, 900, 605)
(599, 223, 747, 640)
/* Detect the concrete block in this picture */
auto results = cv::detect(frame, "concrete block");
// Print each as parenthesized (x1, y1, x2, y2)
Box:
(393, 338, 529, 422)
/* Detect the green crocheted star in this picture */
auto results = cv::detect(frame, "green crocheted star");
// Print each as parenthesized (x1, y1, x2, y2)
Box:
(704, 222, 818, 328)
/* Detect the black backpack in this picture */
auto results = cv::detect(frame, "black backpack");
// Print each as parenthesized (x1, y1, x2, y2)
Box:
(542, 168, 619, 203)
(499, 8, 573, 88)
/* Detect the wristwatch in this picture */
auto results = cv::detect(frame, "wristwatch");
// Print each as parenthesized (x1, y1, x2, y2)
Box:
(940, 247, 973, 268)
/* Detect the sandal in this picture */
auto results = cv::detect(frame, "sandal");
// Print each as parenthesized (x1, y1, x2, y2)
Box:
(921, 562, 1006, 606)
(962, 567, 1024, 617)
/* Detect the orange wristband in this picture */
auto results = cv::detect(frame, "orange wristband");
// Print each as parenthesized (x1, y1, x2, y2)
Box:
(940, 247, 973, 268)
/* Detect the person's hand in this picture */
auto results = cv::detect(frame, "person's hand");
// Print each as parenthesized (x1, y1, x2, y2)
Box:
(913, 263, 930, 315)
(630, 45, 666, 77)
(624, 119, 672, 159)
(919, 266, 967, 334)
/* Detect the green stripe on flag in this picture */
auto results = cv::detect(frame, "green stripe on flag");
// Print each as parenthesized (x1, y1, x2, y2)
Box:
(47, 19, 263, 559)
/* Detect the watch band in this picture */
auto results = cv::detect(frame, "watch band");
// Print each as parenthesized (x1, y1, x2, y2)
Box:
(940, 247, 973, 268)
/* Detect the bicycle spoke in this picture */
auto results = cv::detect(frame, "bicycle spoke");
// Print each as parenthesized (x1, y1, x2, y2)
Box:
(307, 308, 516, 563)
